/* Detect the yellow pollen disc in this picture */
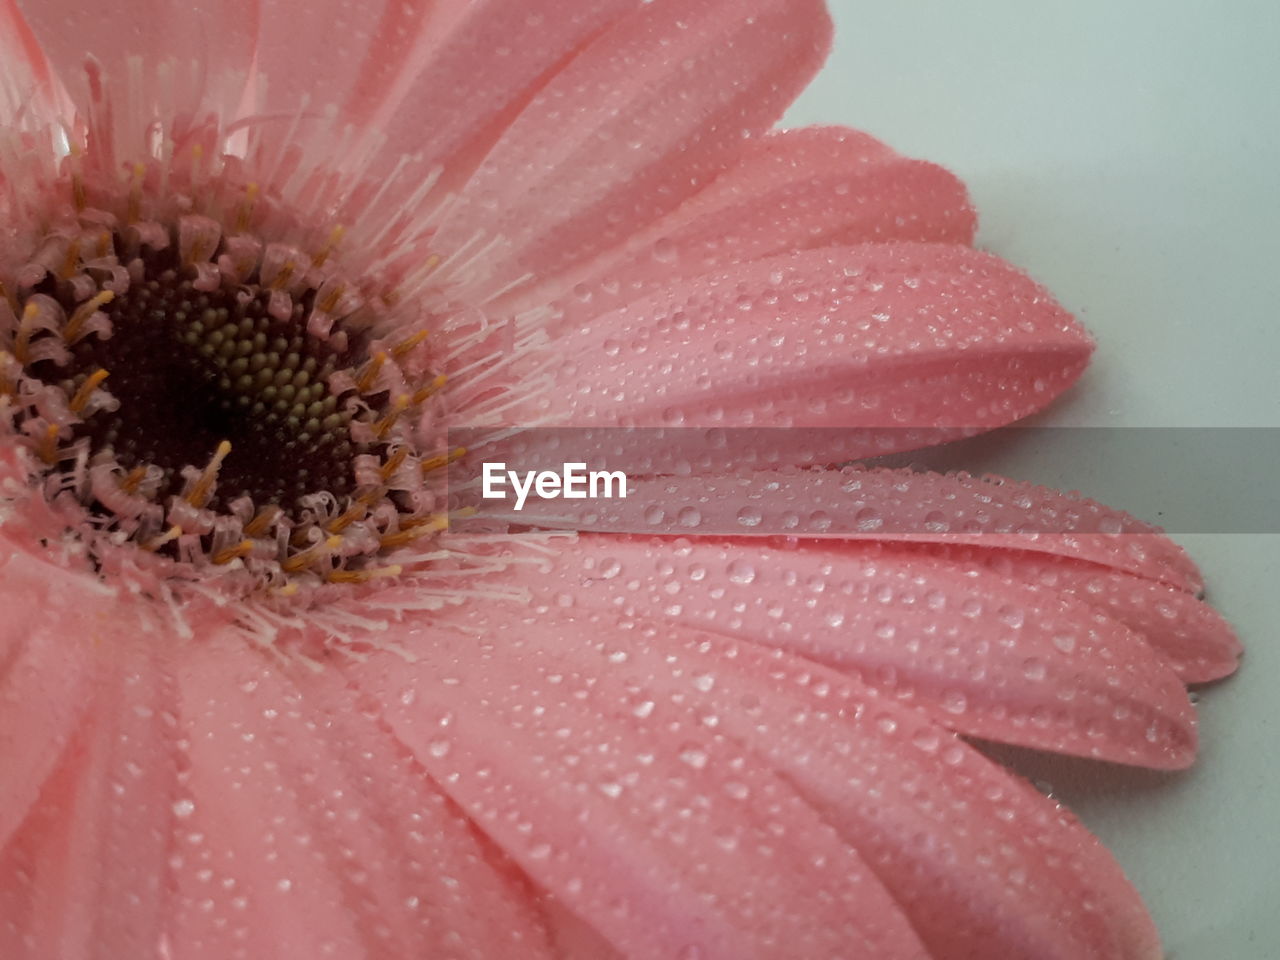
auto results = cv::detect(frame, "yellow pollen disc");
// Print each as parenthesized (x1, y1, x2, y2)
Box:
(186, 440, 232, 508)
(69, 368, 110, 414)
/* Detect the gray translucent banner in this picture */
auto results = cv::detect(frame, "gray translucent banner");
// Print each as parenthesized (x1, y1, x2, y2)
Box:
(442, 427, 1279, 534)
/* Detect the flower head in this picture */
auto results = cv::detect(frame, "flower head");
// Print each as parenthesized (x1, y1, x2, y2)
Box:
(0, 1, 1239, 958)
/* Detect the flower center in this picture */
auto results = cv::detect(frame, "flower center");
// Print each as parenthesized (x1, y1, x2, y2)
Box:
(60, 238, 361, 509)
(3, 212, 453, 591)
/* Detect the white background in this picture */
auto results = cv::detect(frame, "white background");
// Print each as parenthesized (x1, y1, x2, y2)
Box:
(785, 1, 1279, 956)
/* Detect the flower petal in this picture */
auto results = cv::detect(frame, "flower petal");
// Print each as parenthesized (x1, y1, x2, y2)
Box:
(498, 534, 1198, 768)
(890, 542, 1242, 683)
(506, 466, 1204, 592)
(436, 0, 833, 303)
(553, 608, 1162, 960)
(0, 0, 54, 122)
(252, 0, 641, 175)
(169, 637, 554, 959)
(0, 550, 100, 853)
(0, 629, 178, 960)
(543, 125, 976, 328)
(15, 0, 258, 118)
(349, 606, 929, 960)
(515, 244, 1091, 455)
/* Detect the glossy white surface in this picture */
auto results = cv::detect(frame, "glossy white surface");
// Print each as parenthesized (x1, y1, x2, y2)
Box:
(786, 1, 1279, 956)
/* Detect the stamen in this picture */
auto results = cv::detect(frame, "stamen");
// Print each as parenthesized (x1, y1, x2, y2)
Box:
(59, 238, 82, 280)
(126, 163, 146, 224)
(37, 423, 60, 465)
(373, 395, 412, 440)
(269, 257, 297, 291)
(378, 445, 410, 482)
(312, 225, 345, 268)
(64, 291, 115, 344)
(186, 440, 232, 508)
(317, 281, 346, 314)
(356, 351, 387, 393)
(420, 446, 467, 474)
(0, 281, 18, 316)
(282, 534, 343, 573)
(325, 564, 402, 584)
(244, 505, 282, 538)
(144, 525, 183, 552)
(325, 500, 368, 534)
(14, 304, 38, 364)
(378, 514, 449, 550)
(120, 465, 148, 495)
(412, 374, 448, 405)
(391, 329, 429, 360)
(69, 369, 110, 414)
(213, 540, 256, 565)
(234, 183, 260, 233)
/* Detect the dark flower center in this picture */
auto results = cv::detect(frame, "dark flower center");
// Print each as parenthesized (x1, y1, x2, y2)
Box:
(44, 241, 363, 511)
(6, 217, 448, 586)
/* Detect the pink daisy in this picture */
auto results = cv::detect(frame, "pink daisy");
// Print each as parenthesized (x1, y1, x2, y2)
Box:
(0, 1, 1240, 958)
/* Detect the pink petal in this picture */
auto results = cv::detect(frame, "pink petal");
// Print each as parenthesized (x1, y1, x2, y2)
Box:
(512, 244, 1091, 453)
(170, 637, 553, 959)
(541, 125, 976, 341)
(560, 610, 1162, 959)
(15, 0, 258, 118)
(885, 542, 1242, 683)
(0, 550, 99, 853)
(0, 631, 178, 960)
(349, 606, 929, 960)
(0, 0, 53, 116)
(507, 467, 1204, 592)
(252, 0, 640, 179)
(499, 534, 1198, 768)
(628, 131, 977, 279)
(436, 0, 833, 304)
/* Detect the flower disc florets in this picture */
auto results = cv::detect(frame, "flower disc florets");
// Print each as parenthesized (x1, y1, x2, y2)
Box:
(1, 175, 459, 595)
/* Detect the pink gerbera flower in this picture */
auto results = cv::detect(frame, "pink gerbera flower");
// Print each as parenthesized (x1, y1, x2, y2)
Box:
(0, 1, 1241, 958)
